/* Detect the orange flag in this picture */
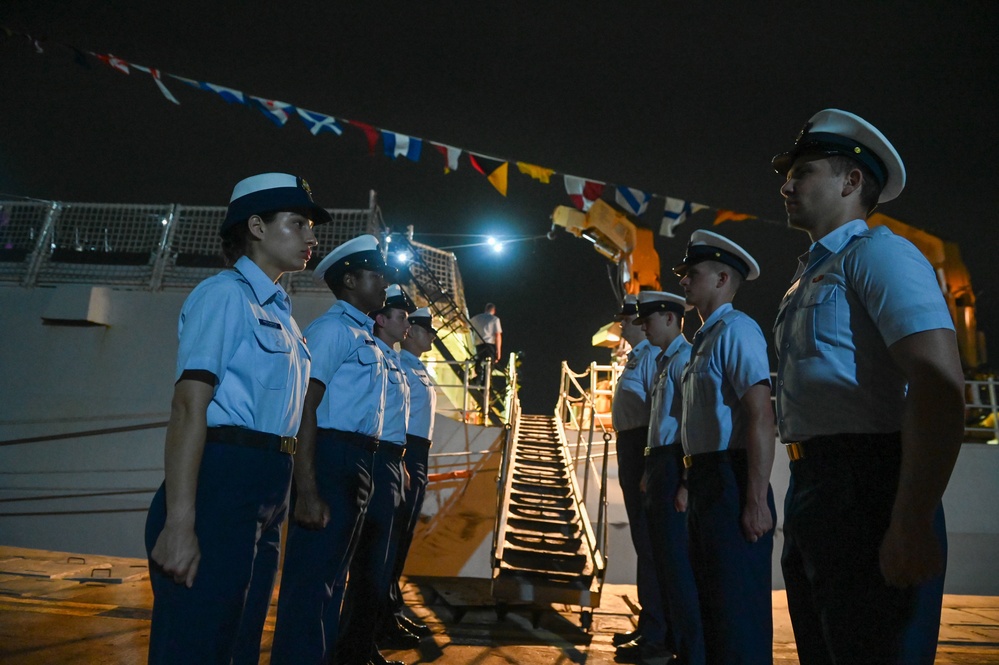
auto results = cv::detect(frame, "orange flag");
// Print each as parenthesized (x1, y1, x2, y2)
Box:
(713, 209, 756, 225)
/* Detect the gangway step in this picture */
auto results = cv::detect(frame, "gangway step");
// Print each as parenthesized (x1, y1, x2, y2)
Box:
(509, 494, 574, 509)
(505, 532, 582, 552)
(511, 481, 571, 497)
(500, 548, 589, 574)
(507, 517, 581, 537)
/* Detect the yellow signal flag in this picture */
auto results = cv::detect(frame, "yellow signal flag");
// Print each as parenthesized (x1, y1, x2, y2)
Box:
(516, 162, 555, 184)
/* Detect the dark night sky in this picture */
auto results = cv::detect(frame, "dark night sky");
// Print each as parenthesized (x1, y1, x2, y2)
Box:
(2, 2, 997, 413)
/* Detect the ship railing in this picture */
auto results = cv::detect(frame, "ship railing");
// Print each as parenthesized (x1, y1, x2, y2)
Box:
(555, 360, 618, 563)
(424, 352, 516, 427)
(0, 196, 463, 301)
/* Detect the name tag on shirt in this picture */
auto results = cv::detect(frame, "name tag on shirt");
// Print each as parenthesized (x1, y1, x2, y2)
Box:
(258, 319, 282, 330)
(364, 339, 376, 345)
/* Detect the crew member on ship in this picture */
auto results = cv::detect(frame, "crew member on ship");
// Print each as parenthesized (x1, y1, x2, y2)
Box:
(772, 109, 964, 664)
(675, 230, 776, 665)
(144, 172, 326, 664)
(335, 284, 414, 665)
(270, 234, 392, 665)
(610, 294, 671, 663)
(378, 307, 439, 643)
(634, 290, 704, 665)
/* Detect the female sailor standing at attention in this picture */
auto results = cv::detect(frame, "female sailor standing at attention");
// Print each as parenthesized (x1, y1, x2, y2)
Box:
(144, 173, 329, 664)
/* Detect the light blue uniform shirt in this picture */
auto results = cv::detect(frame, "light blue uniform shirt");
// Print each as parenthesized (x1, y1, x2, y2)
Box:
(647, 335, 692, 450)
(304, 299, 387, 438)
(681, 304, 771, 456)
(774, 219, 954, 442)
(375, 337, 410, 447)
(612, 339, 658, 432)
(176, 255, 310, 437)
(400, 349, 437, 441)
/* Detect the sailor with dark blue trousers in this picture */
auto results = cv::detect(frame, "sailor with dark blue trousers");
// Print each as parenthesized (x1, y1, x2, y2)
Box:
(336, 284, 413, 665)
(144, 172, 325, 664)
(610, 294, 670, 661)
(635, 290, 705, 665)
(675, 230, 776, 665)
(271, 234, 392, 665)
(772, 109, 964, 665)
(379, 307, 439, 643)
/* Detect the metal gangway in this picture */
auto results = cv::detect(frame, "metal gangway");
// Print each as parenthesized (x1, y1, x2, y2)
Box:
(489, 360, 618, 629)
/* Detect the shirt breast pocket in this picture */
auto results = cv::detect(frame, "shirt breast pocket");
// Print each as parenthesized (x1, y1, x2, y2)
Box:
(252, 326, 293, 389)
(800, 282, 844, 354)
(416, 372, 433, 387)
(356, 345, 381, 375)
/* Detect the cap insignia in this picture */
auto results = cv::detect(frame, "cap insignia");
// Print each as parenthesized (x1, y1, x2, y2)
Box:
(299, 177, 314, 201)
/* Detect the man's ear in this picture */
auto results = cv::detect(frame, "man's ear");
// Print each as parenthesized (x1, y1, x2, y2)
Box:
(842, 167, 863, 197)
(716, 269, 730, 289)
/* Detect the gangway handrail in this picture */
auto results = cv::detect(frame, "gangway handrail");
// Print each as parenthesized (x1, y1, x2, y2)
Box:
(554, 359, 620, 574)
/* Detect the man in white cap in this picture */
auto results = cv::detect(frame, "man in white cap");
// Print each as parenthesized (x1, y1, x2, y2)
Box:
(634, 291, 704, 665)
(271, 234, 393, 665)
(336, 284, 414, 665)
(610, 294, 670, 661)
(674, 230, 776, 665)
(772, 109, 964, 664)
(379, 307, 439, 643)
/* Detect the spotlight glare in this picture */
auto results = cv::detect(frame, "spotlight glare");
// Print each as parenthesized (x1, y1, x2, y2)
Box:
(487, 236, 498, 246)
(395, 250, 411, 264)
(385, 235, 393, 243)
(492, 242, 504, 253)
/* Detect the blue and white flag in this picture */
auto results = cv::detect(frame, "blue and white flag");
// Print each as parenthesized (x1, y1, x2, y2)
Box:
(659, 197, 707, 237)
(249, 96, 295, 126)
(297, 108, 344, 136)
(204, 83, 245, 104)
(615, 186, 651, 216)
(130, 63, 180, 105)
(382, 131, 423, 161)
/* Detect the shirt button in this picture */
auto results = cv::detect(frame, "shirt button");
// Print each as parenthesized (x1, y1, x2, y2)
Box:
(778, 380, 784, 386)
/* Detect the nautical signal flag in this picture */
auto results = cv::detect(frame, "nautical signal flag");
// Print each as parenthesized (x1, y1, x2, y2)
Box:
(297, 108, 344, 136)
(615, 186, 651, 216)
(659, 197, 708, 237)
(564, 175, 605, 211)
(469, 154, 508, 196)
(517, 162, 555, 184)
(433, 143, 462, 172)
(713, 209, 756, 225)
(348, 120, 381, 155)
(382, 131, 422, 161)
(249, 96, 294, 126)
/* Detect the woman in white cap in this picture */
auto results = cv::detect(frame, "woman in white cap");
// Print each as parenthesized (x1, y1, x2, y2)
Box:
(144, 173, 328, 664)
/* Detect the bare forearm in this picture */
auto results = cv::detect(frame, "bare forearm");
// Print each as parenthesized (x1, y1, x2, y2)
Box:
(743, 383, 775, 503)
(162, 381, 212, 527)
(294, 380, 327, 497)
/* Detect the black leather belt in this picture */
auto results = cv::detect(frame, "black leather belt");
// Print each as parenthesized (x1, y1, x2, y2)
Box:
(644, 443, 683, 458)
(406, 434, 433, 449)
(784, 432, 901, 461)
(379, 442, 407, 458)
(321, 428, 380, 452)
(683, 448, 747, 469)
(206, 426, 296, 455)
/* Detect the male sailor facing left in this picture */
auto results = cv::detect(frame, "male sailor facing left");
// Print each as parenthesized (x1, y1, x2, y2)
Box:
(611, 295, 670, 663)
(635, 290, 704, 665)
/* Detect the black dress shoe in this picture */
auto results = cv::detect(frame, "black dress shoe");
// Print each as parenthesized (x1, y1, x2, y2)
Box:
(614, 636, 672, 663)
(396, 612, 432, 637)
(376, 625, 421, 650)
(613, 628, 641, 647)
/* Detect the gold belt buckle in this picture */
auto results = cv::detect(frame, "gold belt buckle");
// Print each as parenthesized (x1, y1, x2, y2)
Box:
(786, 442, 804, 461)
(644, 447, 652, 457)
(280, 436, 297, 455)
(683, 455, 694, 469)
